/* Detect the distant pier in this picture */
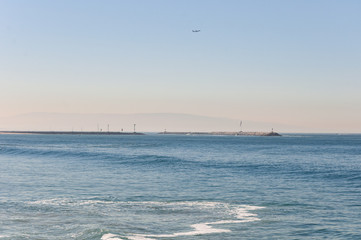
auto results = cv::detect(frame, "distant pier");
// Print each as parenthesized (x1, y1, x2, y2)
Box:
(0, 131, 145, 135)
(159, 131, 281, 136)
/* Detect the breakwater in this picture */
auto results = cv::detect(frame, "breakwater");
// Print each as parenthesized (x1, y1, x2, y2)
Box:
(159, 131, 281, 136)
(0, 131, 144, 135)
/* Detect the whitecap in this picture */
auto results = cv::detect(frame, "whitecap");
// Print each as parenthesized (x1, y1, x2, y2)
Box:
(101, 233, 124, 240)
(125, 202, 264, 239)
(27, 199, 264, 239)
(127, 235, 156, 240)
(27, 198, 115, 206)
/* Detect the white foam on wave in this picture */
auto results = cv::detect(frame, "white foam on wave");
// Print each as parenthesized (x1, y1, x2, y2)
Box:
(124, 202, 264, 240)
(28, 199, 225, 209)
(230, 205, 265, 220)
(155, 222, 230, 237)
(27, 199, 263, 240)
(127, 235, 155, 240)
(128, 201, 220, 208)
(28, 198, 115, 206)
(29, 198, 68, 206)
(101, 233, 124, 240)
(125, 222, 231, 239)
(78, 200, 114, 205)
(125, 221, 235, 240)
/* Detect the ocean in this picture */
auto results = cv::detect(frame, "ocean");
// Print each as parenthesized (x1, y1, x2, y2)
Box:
(0, 133, 360, 239)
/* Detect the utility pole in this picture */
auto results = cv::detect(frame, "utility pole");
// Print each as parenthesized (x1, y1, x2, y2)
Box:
(107, 124, 109, 133)
(133, 124, 136, 133)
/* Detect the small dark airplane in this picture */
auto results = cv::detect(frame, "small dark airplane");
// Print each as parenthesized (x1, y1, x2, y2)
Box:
(192, 30, 201, 32)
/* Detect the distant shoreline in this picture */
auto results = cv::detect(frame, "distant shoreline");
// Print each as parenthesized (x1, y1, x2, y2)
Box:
(0, 131, 281, 136)
(0, 131, 145, 135)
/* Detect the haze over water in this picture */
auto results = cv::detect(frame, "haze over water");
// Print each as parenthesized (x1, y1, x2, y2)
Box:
(1, 0, 361, 132)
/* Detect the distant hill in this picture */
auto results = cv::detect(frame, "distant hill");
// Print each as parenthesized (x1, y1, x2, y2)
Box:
(0, 112, 306, 133)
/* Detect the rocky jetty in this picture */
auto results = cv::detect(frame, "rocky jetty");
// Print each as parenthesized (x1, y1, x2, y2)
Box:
(159, 131, 281, 136)
(0, 131, 144, 135)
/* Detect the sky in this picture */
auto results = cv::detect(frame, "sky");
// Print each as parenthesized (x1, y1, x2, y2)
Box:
(1, 0, 361, 132)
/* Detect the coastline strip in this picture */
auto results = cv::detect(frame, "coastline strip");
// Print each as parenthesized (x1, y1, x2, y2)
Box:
(0, 131, 144, 135)
(159, 131, 281, 136)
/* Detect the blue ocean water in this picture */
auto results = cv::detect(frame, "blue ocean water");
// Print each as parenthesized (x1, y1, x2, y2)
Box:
(0, 133, 360, 239)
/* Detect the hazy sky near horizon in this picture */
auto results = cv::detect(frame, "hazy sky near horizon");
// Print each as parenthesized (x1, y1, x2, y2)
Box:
(1, 0, 361, 132)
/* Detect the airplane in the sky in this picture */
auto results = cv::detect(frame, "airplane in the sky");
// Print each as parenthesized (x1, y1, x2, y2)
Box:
(192, 30, 201, 32)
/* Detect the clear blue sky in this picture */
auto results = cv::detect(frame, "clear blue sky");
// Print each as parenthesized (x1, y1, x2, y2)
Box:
(1, 0, 361, 132)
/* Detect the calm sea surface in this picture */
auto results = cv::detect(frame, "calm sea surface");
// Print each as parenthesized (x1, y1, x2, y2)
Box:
(0, 133, 360, 239)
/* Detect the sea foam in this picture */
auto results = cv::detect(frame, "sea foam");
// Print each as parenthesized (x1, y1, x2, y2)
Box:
(28, 199, 263, 239)
(123, 202, 263, 240)
(101, 233, 124, 240)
